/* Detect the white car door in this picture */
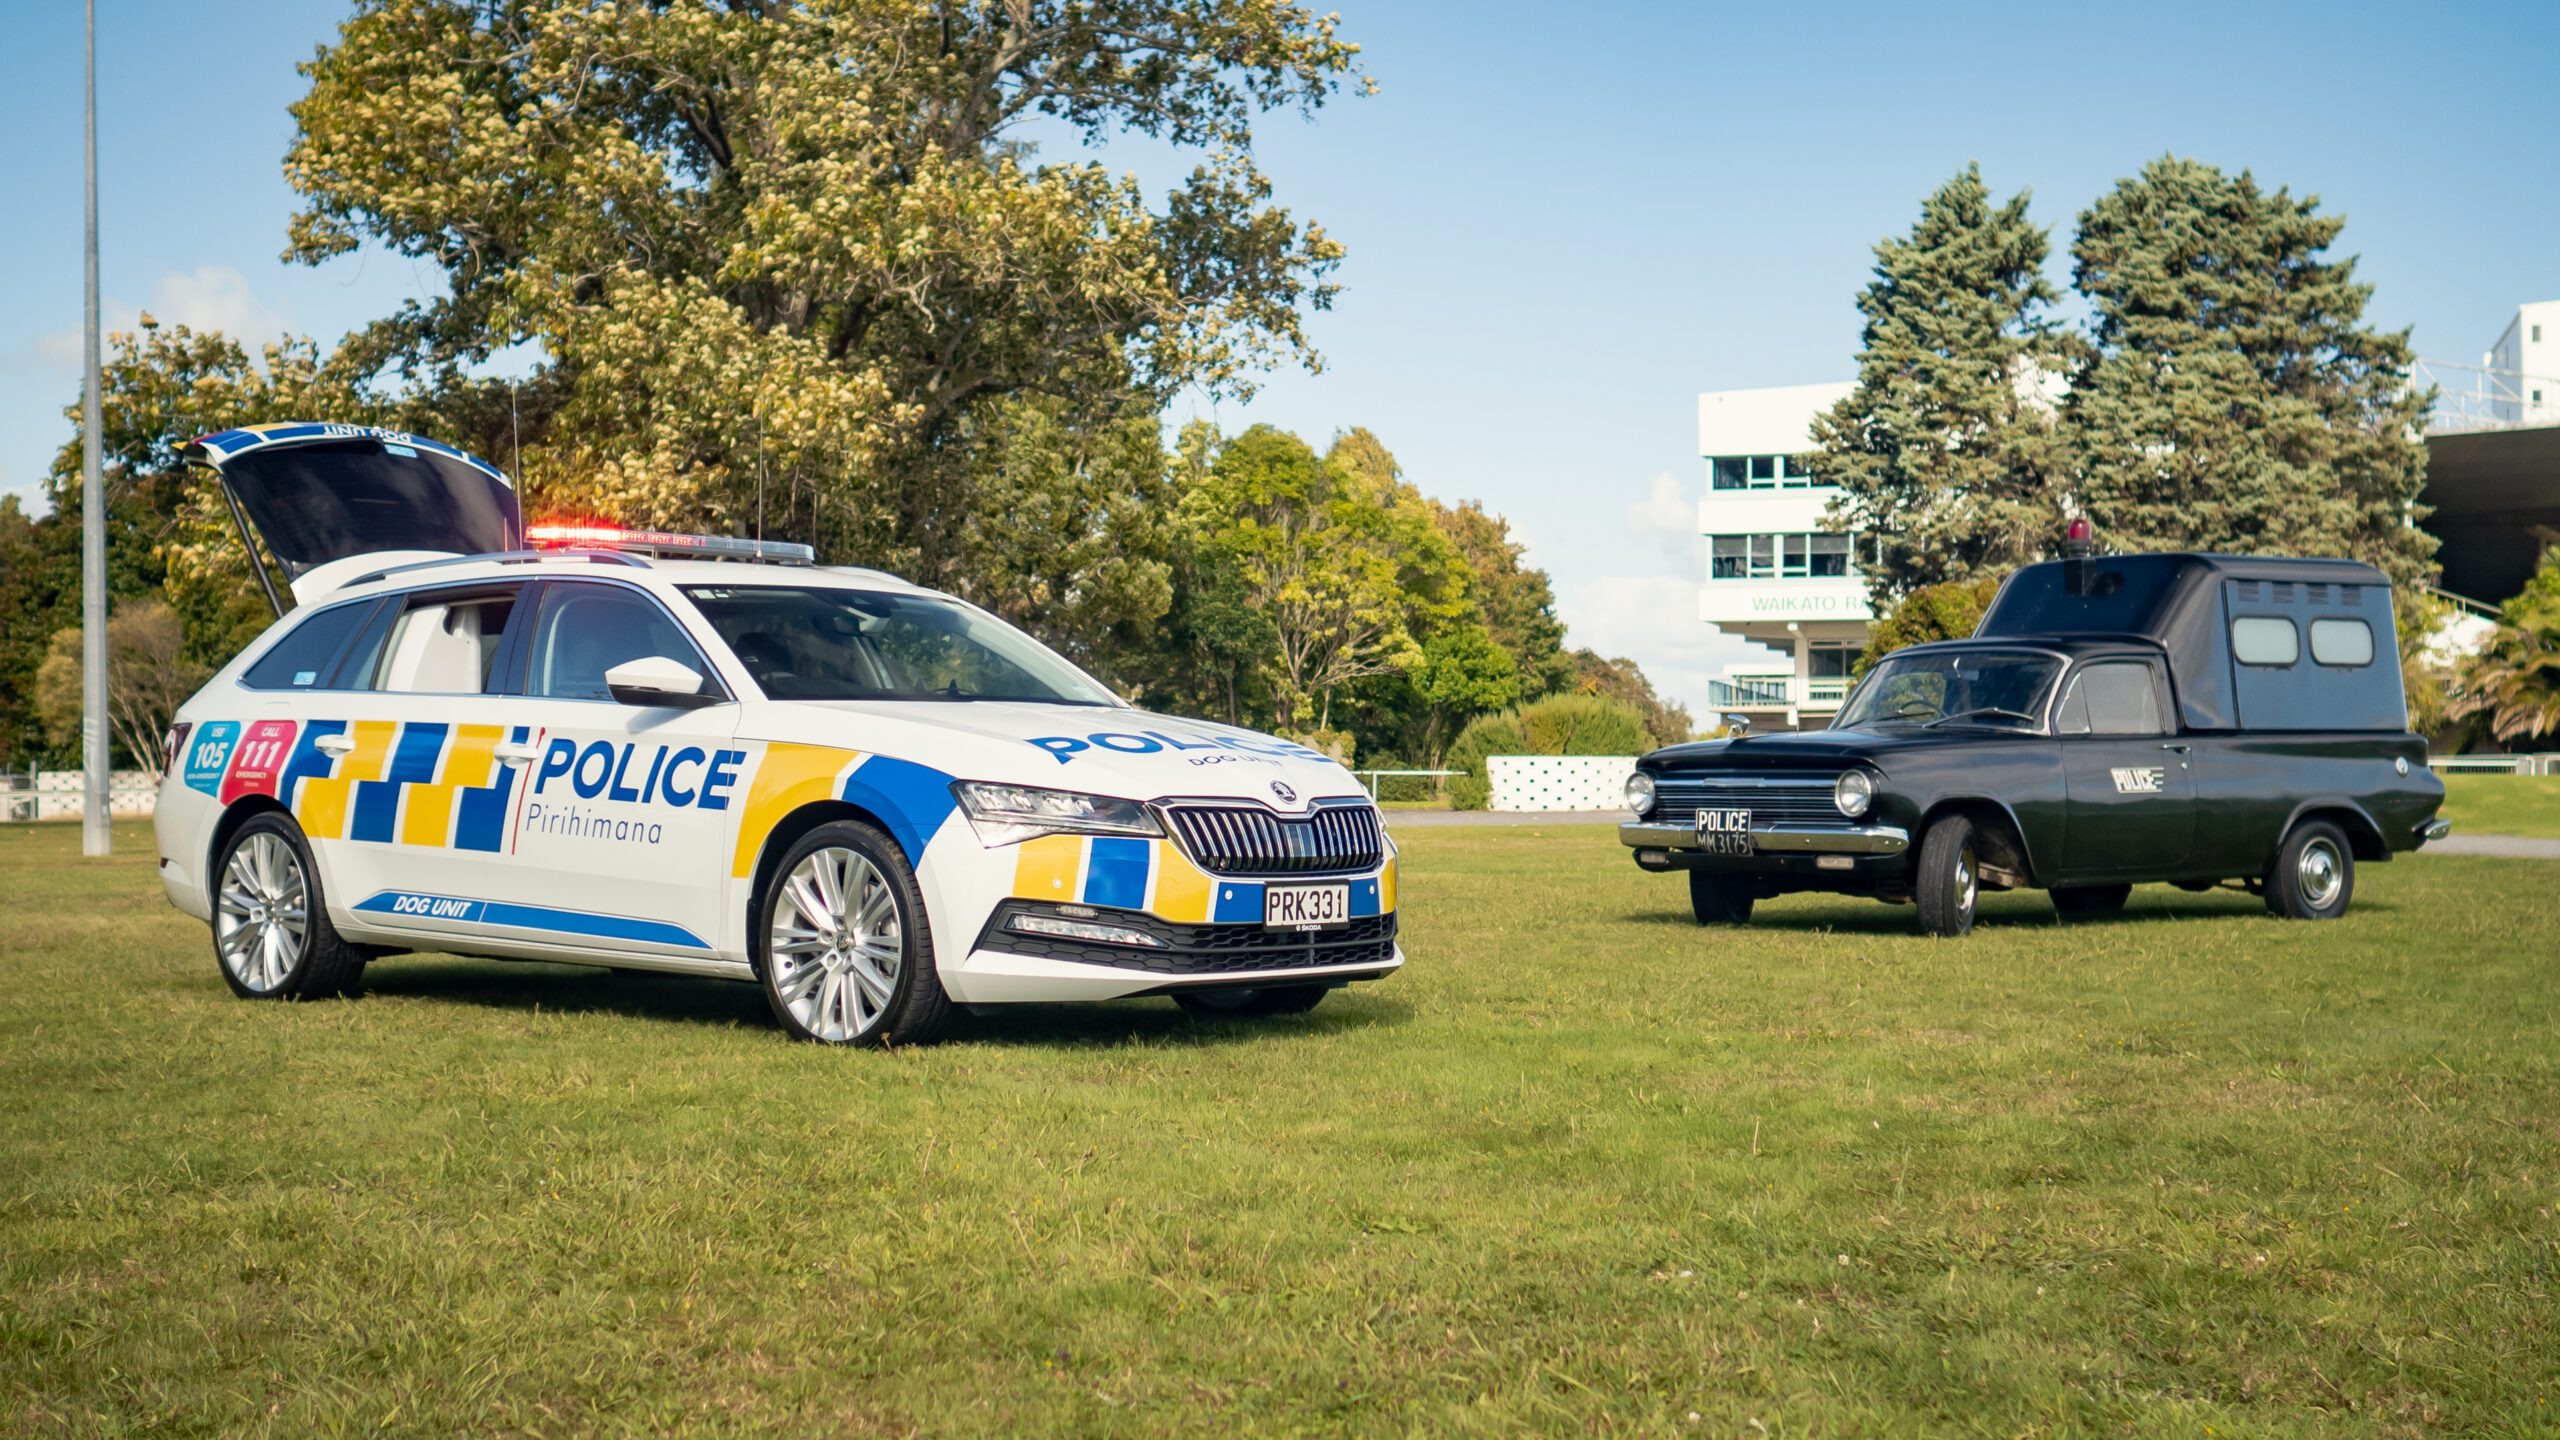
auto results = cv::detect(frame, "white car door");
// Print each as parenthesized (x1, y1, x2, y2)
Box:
(282, 581, 543, 932)
(453, 578, 747, 961)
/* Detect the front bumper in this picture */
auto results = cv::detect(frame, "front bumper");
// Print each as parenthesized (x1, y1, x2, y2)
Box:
(1618, 821, 1911, 856)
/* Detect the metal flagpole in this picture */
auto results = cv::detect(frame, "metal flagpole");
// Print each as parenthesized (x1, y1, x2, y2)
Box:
(81, 0, 110, 857)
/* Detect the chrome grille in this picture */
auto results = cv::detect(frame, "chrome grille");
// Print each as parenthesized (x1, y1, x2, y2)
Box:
(1653, 773, 1849, 828)
(1165, 802, 1385, 877)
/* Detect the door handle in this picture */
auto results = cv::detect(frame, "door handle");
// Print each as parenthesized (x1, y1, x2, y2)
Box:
(495, 742, 541, 766)
(2160, 742, 2190, 754)
(315, 734, 356, 757)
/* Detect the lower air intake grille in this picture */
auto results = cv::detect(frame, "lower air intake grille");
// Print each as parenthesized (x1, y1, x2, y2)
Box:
(1164, 802, 1385, 877)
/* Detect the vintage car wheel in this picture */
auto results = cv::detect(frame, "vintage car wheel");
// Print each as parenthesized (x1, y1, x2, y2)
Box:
(1175, 985, 1330, 1018)
(212, 812, 368, 1001)
(1914, 815, 1979, 938)
(1687, 870, 1755, 925)
(758, 821, 950, 1046)
(2266, 819, 2355, 921)
(2050, 884, 2132, 920)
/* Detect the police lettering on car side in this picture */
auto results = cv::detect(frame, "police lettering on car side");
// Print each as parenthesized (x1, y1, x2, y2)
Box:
(153, 424, 1400, 1046)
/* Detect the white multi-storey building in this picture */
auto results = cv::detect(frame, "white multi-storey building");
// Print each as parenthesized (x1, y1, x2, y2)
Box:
(2484, 300, 2559, 426)
(1696, 382, 1867, 730)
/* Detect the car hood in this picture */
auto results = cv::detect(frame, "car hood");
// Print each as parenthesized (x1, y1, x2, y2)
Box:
(741, 700, 1368, 809)
(1646, 726, 2013, 769)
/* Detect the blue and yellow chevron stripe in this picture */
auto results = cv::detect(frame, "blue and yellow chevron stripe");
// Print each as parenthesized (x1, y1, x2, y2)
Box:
(280, 719, 529, 852)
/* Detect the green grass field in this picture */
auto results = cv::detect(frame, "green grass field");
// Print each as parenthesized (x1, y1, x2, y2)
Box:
(4, 821, 2556, 1437)
(2439, 773, 2560, 839)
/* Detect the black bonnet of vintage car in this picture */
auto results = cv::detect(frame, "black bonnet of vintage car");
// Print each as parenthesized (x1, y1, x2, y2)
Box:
(1620, 551, 2449, 937)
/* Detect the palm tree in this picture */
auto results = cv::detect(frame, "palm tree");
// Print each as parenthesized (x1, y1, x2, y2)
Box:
(2451, 559, 2560, 744)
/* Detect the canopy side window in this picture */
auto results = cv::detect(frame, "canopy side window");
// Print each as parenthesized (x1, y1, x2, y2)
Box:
(2231, 616, 2299, 667)
(2309, 617, 2375, 668)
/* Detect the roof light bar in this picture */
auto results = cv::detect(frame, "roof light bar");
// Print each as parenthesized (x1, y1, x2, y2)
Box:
(525, 523, 814, 565)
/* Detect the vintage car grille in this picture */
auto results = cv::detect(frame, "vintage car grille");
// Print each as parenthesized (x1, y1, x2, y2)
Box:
(1652, 772, 1852, 828)
(975, 903, 1399, 976)
(1163, 801, 1385, 877)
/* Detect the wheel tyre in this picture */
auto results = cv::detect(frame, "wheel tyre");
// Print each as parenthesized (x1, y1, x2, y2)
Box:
(1175, 985, 1331, 1019)
(1687, 870, 1755, 926)
(2051, 884, 2132, 920)
(757, 821, 950, 1046)
(2266, 819, 2354, 921)
(212, 812, 366, 1000)
(1914, 815, 1979, 938)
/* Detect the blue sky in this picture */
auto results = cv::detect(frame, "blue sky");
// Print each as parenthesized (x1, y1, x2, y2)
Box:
(5, 0, 2554, 715)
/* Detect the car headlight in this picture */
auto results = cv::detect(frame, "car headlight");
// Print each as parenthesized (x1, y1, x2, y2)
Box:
(1626, 770, 1657, 818)
(1834, 769, 1874, 818)
(952, 782, 1163, 847)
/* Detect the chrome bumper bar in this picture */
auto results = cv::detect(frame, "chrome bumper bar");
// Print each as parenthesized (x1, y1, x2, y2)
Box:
(2418, 818, 2451, 843)
(1618, 821, 1911, 856)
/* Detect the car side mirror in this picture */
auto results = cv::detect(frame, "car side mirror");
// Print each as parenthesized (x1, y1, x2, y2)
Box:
(605, 655, 718, 710)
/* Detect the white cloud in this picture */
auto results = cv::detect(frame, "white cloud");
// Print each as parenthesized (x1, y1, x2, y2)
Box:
(1558, 572, 1783, 723)
(29, 266, 289, 373)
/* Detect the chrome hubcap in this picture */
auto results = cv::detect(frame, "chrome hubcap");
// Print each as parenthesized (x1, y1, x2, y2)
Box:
(769, 846, 901, 1042)
(2297, 838, 2343, 909)
(216, 832, 308, 992)
(1955, 850, 1976, 915)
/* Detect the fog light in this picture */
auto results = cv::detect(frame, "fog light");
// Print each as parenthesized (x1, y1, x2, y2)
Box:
(1834, 770, 1874, 818)
(1816, 855, 1854, 871)
(1007, 913, 1164, 948)
(1625, 770, 1657, 818)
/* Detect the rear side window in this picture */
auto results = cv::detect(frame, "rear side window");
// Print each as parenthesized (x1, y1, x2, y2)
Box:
(2309, 618, 2374, 667)
(526, 584, 714, 702)
(350, 587, 524, 694)
(2231, 616, 2299, 667)
(241, 601, 376, 690)
(2056, 661, 2167, 737)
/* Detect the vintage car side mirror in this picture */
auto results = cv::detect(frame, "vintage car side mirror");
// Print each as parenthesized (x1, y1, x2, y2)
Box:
(1723, 713, 1753, 738)
(605, 655, 719, 710)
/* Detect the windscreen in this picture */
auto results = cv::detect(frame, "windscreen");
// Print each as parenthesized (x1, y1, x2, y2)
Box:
(681, 585, 1120, 706)
(1835, 649, 2063, 730)
(220, 438, 520, 572)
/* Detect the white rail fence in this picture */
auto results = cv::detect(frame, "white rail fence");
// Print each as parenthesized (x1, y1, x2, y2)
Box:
(1486, 755, 1637, 812)
(2, 770, 160, 822)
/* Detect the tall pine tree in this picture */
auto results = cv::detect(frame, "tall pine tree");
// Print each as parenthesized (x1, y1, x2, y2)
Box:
(1811, 163, 2065, 605)
(2063, 157, 2434, 583)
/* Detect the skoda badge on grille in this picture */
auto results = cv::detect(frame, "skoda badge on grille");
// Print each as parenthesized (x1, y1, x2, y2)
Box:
(1271, 781, 1297, 803)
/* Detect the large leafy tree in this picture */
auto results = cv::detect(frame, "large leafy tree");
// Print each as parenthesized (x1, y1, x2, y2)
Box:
(1429, 499, 1571, 697)
(284, 0, 1366, 587)
(2063, 157, 2435, 584)
(1811, 163, 2065, 605)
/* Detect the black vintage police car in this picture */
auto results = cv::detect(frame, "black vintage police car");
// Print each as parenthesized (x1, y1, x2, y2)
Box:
(1621, 550, 2451, 936)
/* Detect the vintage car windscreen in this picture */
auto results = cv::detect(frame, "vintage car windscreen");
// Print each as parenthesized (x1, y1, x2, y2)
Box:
(1835, 649, 2063, 730)
(681, 585, 1120, 706)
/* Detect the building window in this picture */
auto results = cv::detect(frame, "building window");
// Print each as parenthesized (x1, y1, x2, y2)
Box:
(1748, 455, 1778, 483)
(2535, 324, 2544, 343)
(1748, 534, 1778, 578)
(1705, 532, 1857, 581)
(1710, 535, 1749, 578)
(1712, 457, 1749, 490)
(1809, 533, 1850, 577)
(1807, 643, 1856, 679)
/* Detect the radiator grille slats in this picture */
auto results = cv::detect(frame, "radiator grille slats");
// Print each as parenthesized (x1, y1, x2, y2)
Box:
(1166, 802, 1385, 877)
(1652, 773, 1849, 829)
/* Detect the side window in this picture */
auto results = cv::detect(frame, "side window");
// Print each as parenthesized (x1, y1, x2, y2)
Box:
(356, 588, 524, 694)
(2309, 617, 2374, 667)
(2232, 616, 2299, 667)
(241, 600, 378, 690)
(2058, 662, 2166, 737)
(526, 584, 715, 702)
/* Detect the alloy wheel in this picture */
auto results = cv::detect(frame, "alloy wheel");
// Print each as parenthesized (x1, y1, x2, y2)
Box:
(769, 845, 903, 1042)
(216, 832, 309, 993)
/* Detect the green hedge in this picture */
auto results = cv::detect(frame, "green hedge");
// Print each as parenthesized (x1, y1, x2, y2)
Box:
(1445, 694, 1650, 809)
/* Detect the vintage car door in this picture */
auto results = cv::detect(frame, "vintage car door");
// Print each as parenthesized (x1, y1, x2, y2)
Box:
(2052, 657, 2196, 879)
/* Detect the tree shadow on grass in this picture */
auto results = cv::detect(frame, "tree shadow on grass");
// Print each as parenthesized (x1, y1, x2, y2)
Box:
(358, 954, 1411, 1049)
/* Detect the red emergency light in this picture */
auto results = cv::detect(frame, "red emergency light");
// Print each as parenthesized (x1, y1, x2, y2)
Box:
(525, 521, 814, 565)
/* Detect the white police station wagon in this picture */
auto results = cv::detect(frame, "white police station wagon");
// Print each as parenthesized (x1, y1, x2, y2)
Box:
(154, 424, 1401, 1045)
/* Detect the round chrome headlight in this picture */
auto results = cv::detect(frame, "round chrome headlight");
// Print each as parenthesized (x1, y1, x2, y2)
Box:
(1625, 770, 1657, 818)
(1834, 769, 1874, 818)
